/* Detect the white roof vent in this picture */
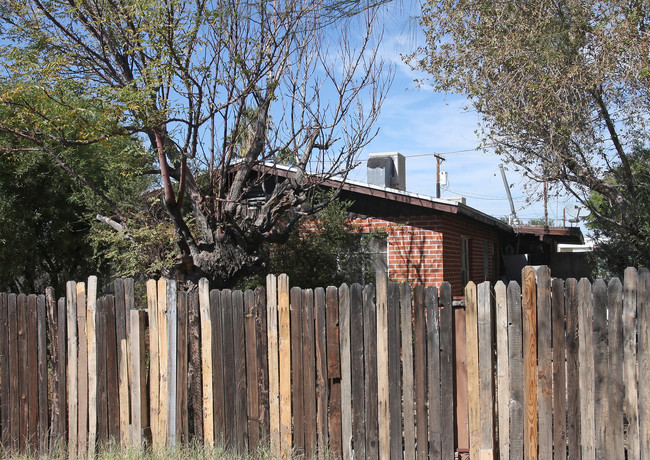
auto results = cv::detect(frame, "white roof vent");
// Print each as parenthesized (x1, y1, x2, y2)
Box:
(367, 152, 406, 191)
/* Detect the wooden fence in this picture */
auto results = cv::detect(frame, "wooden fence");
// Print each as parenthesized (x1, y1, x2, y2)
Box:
(0, 267, 648, 459)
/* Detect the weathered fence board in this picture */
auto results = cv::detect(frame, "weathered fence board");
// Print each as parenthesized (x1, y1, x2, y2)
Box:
(363, 284, 379, 459)
(438, 282, 455, 458)
(551, 278, 567, 460)
(536, 267, 552, 460)
(401, 282, 416, 460)
(414, 285, 428, 460)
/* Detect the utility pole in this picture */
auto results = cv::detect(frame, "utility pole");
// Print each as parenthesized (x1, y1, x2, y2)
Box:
(435, 154, 446, 198)
(499, 164, 520, 226)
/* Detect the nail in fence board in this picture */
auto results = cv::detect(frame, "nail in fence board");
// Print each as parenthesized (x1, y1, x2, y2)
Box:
(565, 279, 581, 460)
(426, 286, 442, 459)
(387, 282, 402, 459)
(338, 284, 352, 460)
(232, 290, 248, 453)
(302, 289, 317, 455)
(506, 281, 523, 459)
(414, 285, 428, 460)
(592, 279, 609, 459)
(638, 268, 650, 456)
(314, 287, 328, 452)
(326, 285, 342, 456)
(349, 283, 365, 458)
(551, 279, 567, 460)
(400, 283, 415, 460)
(477, 281, 495, 457)
(438, 282, 455, 458)
(198, 278, 214, 446)
(522, 267, 538, 459)
(266, 274, 280, 454)
(87, 277, 98, 455)
(245, 290, 260, 451)
(465, 281, 479, 459)
(210, 289, 225, 441)
(536, 267, 553, 460)
(607, 278, 624, 460)
(290, 287, 304, 454)
(278, 275, 292, 455)
(494, 281, 509, 460)
(363, 284, 379, 459)
(66, 282, 78, 458)
(578, 278, 595, 460)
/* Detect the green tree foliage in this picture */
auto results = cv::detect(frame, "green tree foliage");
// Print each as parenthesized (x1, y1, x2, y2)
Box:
(412, 0, 650, 264)
(262, 196, 381, 288)
(587, 148, 650, 276)
(0, 122, 154, 293)
(0, 0, 390, 288)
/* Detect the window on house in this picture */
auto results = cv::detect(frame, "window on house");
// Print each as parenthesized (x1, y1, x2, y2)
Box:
(359, 233, 387, 285)
(461, 236, 470, 287)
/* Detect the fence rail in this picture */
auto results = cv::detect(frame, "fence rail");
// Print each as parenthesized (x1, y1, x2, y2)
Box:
(0, 267, 648, 458)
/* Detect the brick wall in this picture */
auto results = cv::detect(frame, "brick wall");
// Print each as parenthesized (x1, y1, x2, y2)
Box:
(352, 213, 501, 296)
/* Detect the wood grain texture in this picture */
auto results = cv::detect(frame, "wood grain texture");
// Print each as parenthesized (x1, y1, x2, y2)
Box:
(166, 280, 178, 447)
(37, 294, 48, 452)
(277, 274, 292, 455)
(376, 271, 389, 460)
(86, 277, 98, 455)
(414, 285, 428, 460)
(551, 279, 567, 460)
(244, 290, 260, 451)
(96, 297, 108, 445)
(26, 295, 38, 451)
(302, 289, 317, 455)
(222, 289, 235, 447)
(128, 310, 146, 447)
(623, 268, 639, 459)
(106, 295, 121, 443)
(477, 282, 495, 457)
(507, 281, 524, 460)
(638, 268, 650, 458)
(387, 282, 402, 459)
(176, 291, 189, 444)
(188, 291, 202, 442)
(338, 284, 352, 460)
(157, 279, 169, 446)
(465, 281, 480, 459)
(76, 284, 88, 455)
(521, 267, 538, 460)
(232, 290, 248, 453)
(326, 285, 342, 456)
(198, 278, 214, 446)
(46, 290, 65, 447)
(266, 274, 280, 454)
(363, 284, 379, 459)
(578, 278, 595, 460)
(592, 279, 608, 459)
(426, 286, 441, 460)
(114, 279, 130, 446)
(146, 279, 160, 446)
(401, 283, 416, 460)
(0, 293, 8, 446)
(66, 282, 78, 458)
(438, 282, 455, 458)
(7, 294, 18, 451)
(255, 287, 270, 442)
(349, 283, 365, 459)
(290, 287, 304, 454)
(607, 278, 624, 460)
(314, 287, 328, 453)
(17, 295, 27, 452)
(536, 267, 552, 460)
(210, 289, 224, 441)
(494, 281, 509, 460)
(565, 279, 581, 460)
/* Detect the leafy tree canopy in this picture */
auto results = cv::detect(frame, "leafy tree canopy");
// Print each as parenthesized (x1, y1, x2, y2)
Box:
(0, 0, 391, 288)
(411, 0, 650, 267)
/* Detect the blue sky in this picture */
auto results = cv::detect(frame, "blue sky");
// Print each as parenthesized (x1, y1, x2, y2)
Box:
(346, 3, 586, 229)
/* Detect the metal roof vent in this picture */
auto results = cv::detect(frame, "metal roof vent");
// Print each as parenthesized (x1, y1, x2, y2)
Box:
(367, 152, 406, 191)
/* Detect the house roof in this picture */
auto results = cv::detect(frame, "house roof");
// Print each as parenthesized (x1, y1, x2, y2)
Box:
(513, 225, 584, 245)
(256, 163, 514, 233)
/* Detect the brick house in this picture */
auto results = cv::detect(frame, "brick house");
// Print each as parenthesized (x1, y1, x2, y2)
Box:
(252, 153, 584, 294)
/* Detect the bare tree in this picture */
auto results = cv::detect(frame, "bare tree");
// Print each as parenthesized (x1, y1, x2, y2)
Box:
(0, 0, 391, 286)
